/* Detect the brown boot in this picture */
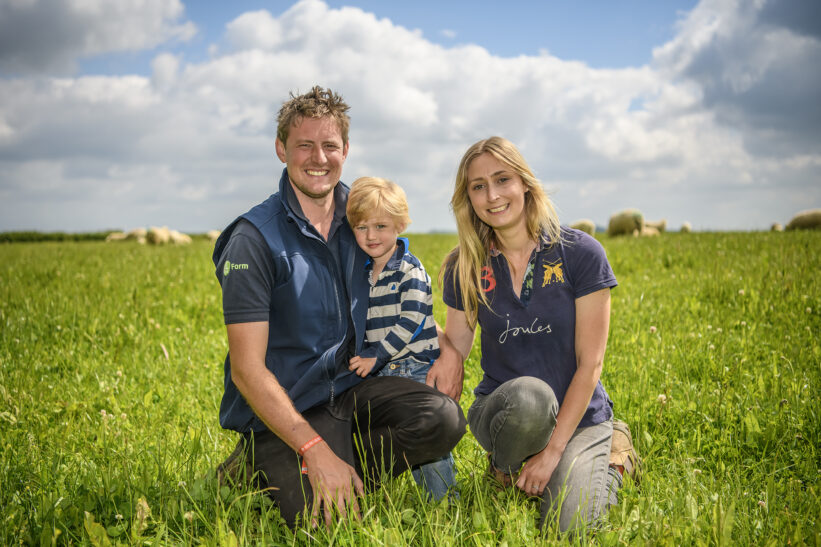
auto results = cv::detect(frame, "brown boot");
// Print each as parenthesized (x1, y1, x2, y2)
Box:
(610, 419, 641, 484)
(487, 453, 518, 489)
(217, 437, 253, 488)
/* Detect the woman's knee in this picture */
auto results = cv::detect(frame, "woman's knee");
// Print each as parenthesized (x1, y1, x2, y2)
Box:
(500, 377, 559, 429)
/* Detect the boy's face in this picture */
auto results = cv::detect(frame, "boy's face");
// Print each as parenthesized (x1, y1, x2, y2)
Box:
(352, 213, 402, 264)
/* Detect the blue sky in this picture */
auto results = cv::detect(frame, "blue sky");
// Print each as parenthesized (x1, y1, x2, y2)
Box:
(0, 0, 819, 233)
(78, 2, 699, 75)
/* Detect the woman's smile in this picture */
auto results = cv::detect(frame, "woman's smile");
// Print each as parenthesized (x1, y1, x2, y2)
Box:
(467, 152, 528, 232)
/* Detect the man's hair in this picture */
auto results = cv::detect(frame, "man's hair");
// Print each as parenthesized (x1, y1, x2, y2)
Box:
(346, 177, 411, 231)
(276, 85, 351, 146)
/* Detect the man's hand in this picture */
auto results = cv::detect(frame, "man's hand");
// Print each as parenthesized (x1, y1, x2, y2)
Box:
(303, 442, 365, 527)
(348, 356, 377, 378)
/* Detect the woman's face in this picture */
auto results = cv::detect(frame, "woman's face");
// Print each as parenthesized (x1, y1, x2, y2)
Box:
(466, 152, 528, 233)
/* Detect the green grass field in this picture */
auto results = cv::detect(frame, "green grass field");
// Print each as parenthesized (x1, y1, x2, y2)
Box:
(1, 231, 818, 545)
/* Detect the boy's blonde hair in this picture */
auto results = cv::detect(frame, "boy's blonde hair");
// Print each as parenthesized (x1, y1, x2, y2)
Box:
(346, 177, 411, 231)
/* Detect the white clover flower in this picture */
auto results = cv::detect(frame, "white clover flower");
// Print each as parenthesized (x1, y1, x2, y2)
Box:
(738, 289, 745, 295)
(657, 394, 667, 405)
(650, 326, 657, 334)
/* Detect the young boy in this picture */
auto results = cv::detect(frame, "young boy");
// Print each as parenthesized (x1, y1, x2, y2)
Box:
(346, 176, 457, 502)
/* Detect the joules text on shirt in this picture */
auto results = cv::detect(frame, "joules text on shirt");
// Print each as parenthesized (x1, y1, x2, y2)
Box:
(498, 315, 552, 344)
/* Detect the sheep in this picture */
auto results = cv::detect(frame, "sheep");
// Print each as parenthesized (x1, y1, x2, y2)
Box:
(569, 219, 595, 236)
(105, 231, 127, 242)
(641, 225, 660, 237)
(644, 219, 667, 233)
(680, 222, 692, 233)
(125, 228, 147, 241)
(169, 229, 192, 245)
(147, 226, 171, 245)
(206, 229, 221, 241)
(786, 209, 821, 230)
(607, 209, 644, 237)
(770, 223, 784, 232)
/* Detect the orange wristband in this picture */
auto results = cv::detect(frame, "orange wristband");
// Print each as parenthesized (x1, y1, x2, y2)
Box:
(298, 435, 323, 457)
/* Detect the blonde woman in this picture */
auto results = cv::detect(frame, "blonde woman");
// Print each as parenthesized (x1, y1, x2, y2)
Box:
(441, 137, 639, 532)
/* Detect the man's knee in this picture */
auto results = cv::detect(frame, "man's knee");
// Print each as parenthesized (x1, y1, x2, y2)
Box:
(415, 392, 466, 449)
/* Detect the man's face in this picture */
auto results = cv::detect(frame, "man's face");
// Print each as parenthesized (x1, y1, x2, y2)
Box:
(275, 117, 349, 200)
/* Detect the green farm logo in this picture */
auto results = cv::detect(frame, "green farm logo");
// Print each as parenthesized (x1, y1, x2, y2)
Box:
(223, 260, 249, 276)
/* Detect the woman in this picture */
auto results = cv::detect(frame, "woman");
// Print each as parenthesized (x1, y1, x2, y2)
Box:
(441, 137, 638, 532)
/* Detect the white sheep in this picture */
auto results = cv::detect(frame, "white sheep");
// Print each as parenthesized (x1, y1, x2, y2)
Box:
(206, 229, 221, 241)
(771, 223, 784, 232)
(125, 227, 147, 241)
(644, 219, 667, 233)
(786, 209, 821, 230)
(607, 209, 644, 237)
(569, 219, 595, 236)
(105, 231, 127, 242)
(169, 229, 192, 245)
(147, 226, 171, 245)
(680, 222, 692, 233)
(641, 225, 660, 237)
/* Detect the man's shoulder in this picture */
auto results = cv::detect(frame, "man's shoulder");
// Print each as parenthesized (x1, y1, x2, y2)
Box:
(243, 192, 287, 227)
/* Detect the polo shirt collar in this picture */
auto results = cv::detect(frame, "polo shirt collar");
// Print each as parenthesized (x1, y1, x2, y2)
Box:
(488, 231, 550, 258)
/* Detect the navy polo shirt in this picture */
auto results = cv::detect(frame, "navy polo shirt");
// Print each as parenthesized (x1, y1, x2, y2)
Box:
(443, 228, 617, 427)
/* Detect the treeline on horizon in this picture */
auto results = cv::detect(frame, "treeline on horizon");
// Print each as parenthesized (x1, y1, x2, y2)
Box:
(0, 231, 218, 243)
(0, 227, 806, 243)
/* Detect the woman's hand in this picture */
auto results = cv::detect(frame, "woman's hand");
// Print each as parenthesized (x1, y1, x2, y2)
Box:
(515, 443, 563, 496)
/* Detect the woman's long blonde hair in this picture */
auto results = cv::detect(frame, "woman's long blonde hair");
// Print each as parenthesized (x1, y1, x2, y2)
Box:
(442, 136, 561, 328)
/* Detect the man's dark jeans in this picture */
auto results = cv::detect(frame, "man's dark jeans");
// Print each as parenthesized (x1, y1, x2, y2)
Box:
(221, 376, 466, 527)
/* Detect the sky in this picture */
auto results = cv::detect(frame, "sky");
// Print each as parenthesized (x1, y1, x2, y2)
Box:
(0, 0, 819, 234)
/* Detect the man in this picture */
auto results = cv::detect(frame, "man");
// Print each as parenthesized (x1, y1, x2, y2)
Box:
(212, 86, 466, 527)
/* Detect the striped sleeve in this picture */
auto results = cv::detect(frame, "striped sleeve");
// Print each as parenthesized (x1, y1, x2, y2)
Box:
(359, 259, 435, 369)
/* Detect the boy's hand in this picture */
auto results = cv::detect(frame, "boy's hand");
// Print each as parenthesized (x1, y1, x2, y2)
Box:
(348, 356, 377, 377)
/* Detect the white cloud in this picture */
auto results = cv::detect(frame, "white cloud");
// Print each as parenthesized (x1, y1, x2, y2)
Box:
(652, 0, 821, 156)
(0, 0, 818, 234)
(0, 0, 196, 74)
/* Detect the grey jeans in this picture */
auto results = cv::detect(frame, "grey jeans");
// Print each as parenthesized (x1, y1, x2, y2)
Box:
(468, 376, 620, 532)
